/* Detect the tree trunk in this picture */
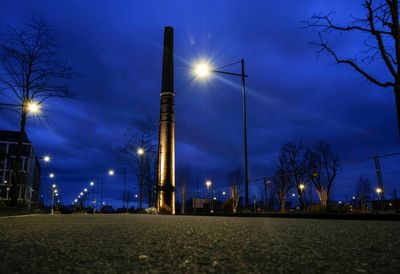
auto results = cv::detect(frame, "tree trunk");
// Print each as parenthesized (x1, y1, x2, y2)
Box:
(11, 109, 27, 206)
(395, 85, 400, 138)
(279, 192, 286, 212)
(317, 190, 328, 209)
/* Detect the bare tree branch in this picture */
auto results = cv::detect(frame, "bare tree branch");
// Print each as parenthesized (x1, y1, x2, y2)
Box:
(312, 36, 395, 87)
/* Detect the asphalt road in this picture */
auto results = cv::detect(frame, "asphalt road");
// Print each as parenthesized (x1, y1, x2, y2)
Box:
(0, 214, 399, 273)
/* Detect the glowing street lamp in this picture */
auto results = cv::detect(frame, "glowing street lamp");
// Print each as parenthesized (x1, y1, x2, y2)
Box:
(206, 180, 212, 190)
(84, 188, 88, 192)
(26, 101, 40, 113)
(43, 155, 51, 162)
(193, 58, 250, 209)
(52, 184, 56, 188)
(49, 173, 55, 178)
(90, 181, 95, 186)
(80, 192, 83, 196)
(299, 184, 305, 191)
(194, 62, 211, 78)
(137, 148, 145, 156)
(108, 169, 115, 176)
(376, 187, 382, 194)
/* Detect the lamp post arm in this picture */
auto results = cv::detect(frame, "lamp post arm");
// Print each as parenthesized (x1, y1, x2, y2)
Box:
(213, 70, 248, 78)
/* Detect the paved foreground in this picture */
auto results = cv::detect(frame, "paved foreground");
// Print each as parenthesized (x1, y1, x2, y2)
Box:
(0, 215, 399, 273)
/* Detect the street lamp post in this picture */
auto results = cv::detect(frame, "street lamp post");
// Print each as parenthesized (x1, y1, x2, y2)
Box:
(206, 179, 213, 213)
(108, 168, 127, 212)
(299, 183, 305, 212)
(51, 186, 57, 215)
(194, 60, 250, 209)
(90, 181, 95, 212)
(376, 187, 384, 210)
(137, 147, 145, 211)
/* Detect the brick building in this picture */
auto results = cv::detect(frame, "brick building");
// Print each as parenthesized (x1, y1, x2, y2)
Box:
(0, 130, 41, 208)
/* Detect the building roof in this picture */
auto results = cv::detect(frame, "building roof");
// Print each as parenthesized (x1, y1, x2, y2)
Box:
(0, 130, 31, 143)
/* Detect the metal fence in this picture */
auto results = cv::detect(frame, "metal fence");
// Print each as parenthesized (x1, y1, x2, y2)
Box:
(178, 153, 400, 213)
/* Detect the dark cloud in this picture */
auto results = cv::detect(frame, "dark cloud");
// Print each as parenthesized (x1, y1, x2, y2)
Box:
(0, 0, 396, 206)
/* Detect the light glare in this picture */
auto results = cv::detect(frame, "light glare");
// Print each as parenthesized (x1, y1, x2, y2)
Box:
(26, 101, 40, 113)
(194, 62, 211, 78)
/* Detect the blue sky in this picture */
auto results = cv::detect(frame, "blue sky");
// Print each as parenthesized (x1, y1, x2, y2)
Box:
(0, 0, 397, 207)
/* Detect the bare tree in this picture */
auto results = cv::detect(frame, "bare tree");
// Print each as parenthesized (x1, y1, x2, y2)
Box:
(122, 118, 156, 210)
(356, 175, 373, 211)
(0, 18, 75, 206)
(281, 142, 307, 210)
(121, 190, 132, 211)
(271, 156, 293, 212)
(305, 0, 400, 135)
(305, 141, 340, 209)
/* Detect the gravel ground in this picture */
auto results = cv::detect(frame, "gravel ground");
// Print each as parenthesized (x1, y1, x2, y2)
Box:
(0, 214, 399, 273)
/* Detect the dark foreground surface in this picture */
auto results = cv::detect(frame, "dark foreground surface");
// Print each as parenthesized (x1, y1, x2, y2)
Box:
(0, 215, 399, 273)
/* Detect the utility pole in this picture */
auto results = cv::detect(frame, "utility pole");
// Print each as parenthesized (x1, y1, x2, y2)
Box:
(374, 156, 385, 210)
(263, 178, 267, 211)
(100, 177, 103, 211)
(241, 59, 249, 210)
(180, 182, 185, 214)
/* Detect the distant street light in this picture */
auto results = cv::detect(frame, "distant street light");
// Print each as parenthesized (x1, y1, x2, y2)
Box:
(90, 181, 94, 186)
(194, 59, 250, 209)
(84, 188, 88, 192)
(80, 192, 83, 196)
(49, 173, 55, 178)
(43, 155, 51, 162)
(108, 169, 115, 176)
(206, 180, 212, 190)
(137, 147, 145, 155)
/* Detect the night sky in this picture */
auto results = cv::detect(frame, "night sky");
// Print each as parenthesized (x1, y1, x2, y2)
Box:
(0, 1, 398, 207)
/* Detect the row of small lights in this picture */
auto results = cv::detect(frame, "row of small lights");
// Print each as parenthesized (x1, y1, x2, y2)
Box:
(72, 181, 95, 205)
(71, 148, 145, 206)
